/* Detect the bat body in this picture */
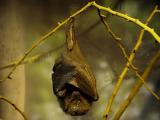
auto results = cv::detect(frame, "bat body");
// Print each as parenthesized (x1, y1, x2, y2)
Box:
(52, 20, 98, 116)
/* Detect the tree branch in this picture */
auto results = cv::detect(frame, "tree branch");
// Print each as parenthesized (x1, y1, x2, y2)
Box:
(0, 44, 63, 70)
(0, 96, 28, 120)
(92, 2, 160, 43)
(113, 50, 160, 120)
(78, 0, 124, 37)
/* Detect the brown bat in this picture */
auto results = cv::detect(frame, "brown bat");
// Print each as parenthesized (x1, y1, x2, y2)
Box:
(52, 19, 99, 116)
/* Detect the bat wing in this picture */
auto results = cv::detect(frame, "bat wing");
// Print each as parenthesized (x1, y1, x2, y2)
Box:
(73, 66, 99, 101)
(52, 56, 77, 96)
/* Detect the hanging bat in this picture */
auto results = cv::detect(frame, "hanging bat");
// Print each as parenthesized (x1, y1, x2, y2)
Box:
(52, 19, 99, 116)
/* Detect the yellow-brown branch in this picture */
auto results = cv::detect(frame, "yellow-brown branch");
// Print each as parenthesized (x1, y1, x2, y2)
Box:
(113, 50, 160, 120)
(0, 96, 28, 120)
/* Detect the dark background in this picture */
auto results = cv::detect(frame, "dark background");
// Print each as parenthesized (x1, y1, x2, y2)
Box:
(0, 0, 160, 120)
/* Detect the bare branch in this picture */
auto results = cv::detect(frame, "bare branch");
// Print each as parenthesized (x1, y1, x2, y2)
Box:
(97, 9, 122, 41)
(113, 50, 160, 120)
(0, 44, 63, 70)
(78, 0, 124, 37)
(93, 2, 160, 43)
(0, 96, 28, 120)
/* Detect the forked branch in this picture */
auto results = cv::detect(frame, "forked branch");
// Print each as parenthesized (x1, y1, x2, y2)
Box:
(0, 44, 63, 71)
(92, 2, 160, 43)
(97, 8, 160, 101)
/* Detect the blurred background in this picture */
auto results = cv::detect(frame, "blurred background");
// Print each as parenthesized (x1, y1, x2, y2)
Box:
(0, 0, 160, 120)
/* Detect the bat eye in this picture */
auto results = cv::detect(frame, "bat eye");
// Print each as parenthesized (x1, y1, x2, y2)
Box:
(52, 62, 62, 72)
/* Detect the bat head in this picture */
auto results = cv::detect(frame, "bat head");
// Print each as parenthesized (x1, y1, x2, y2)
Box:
(58, 84, 92, 116)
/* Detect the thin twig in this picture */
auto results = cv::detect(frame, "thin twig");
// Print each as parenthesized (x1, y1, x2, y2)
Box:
(155, 9, 160, 13)
(117, 43, 160, 100)
(98, 8, 160, 101)
(97, 9, 137, 70)
(0, 96, 27, 120)
(92, 2, 160, 43)
(97, 9, 122, 41)
(0, 44, 63, 70)
(101, 5, 159, 119)
(113, 50, 160, 120)
(78, 0, 124, 37)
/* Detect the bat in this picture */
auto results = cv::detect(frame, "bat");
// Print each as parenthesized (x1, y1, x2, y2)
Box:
(52, 19, 99, 116)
